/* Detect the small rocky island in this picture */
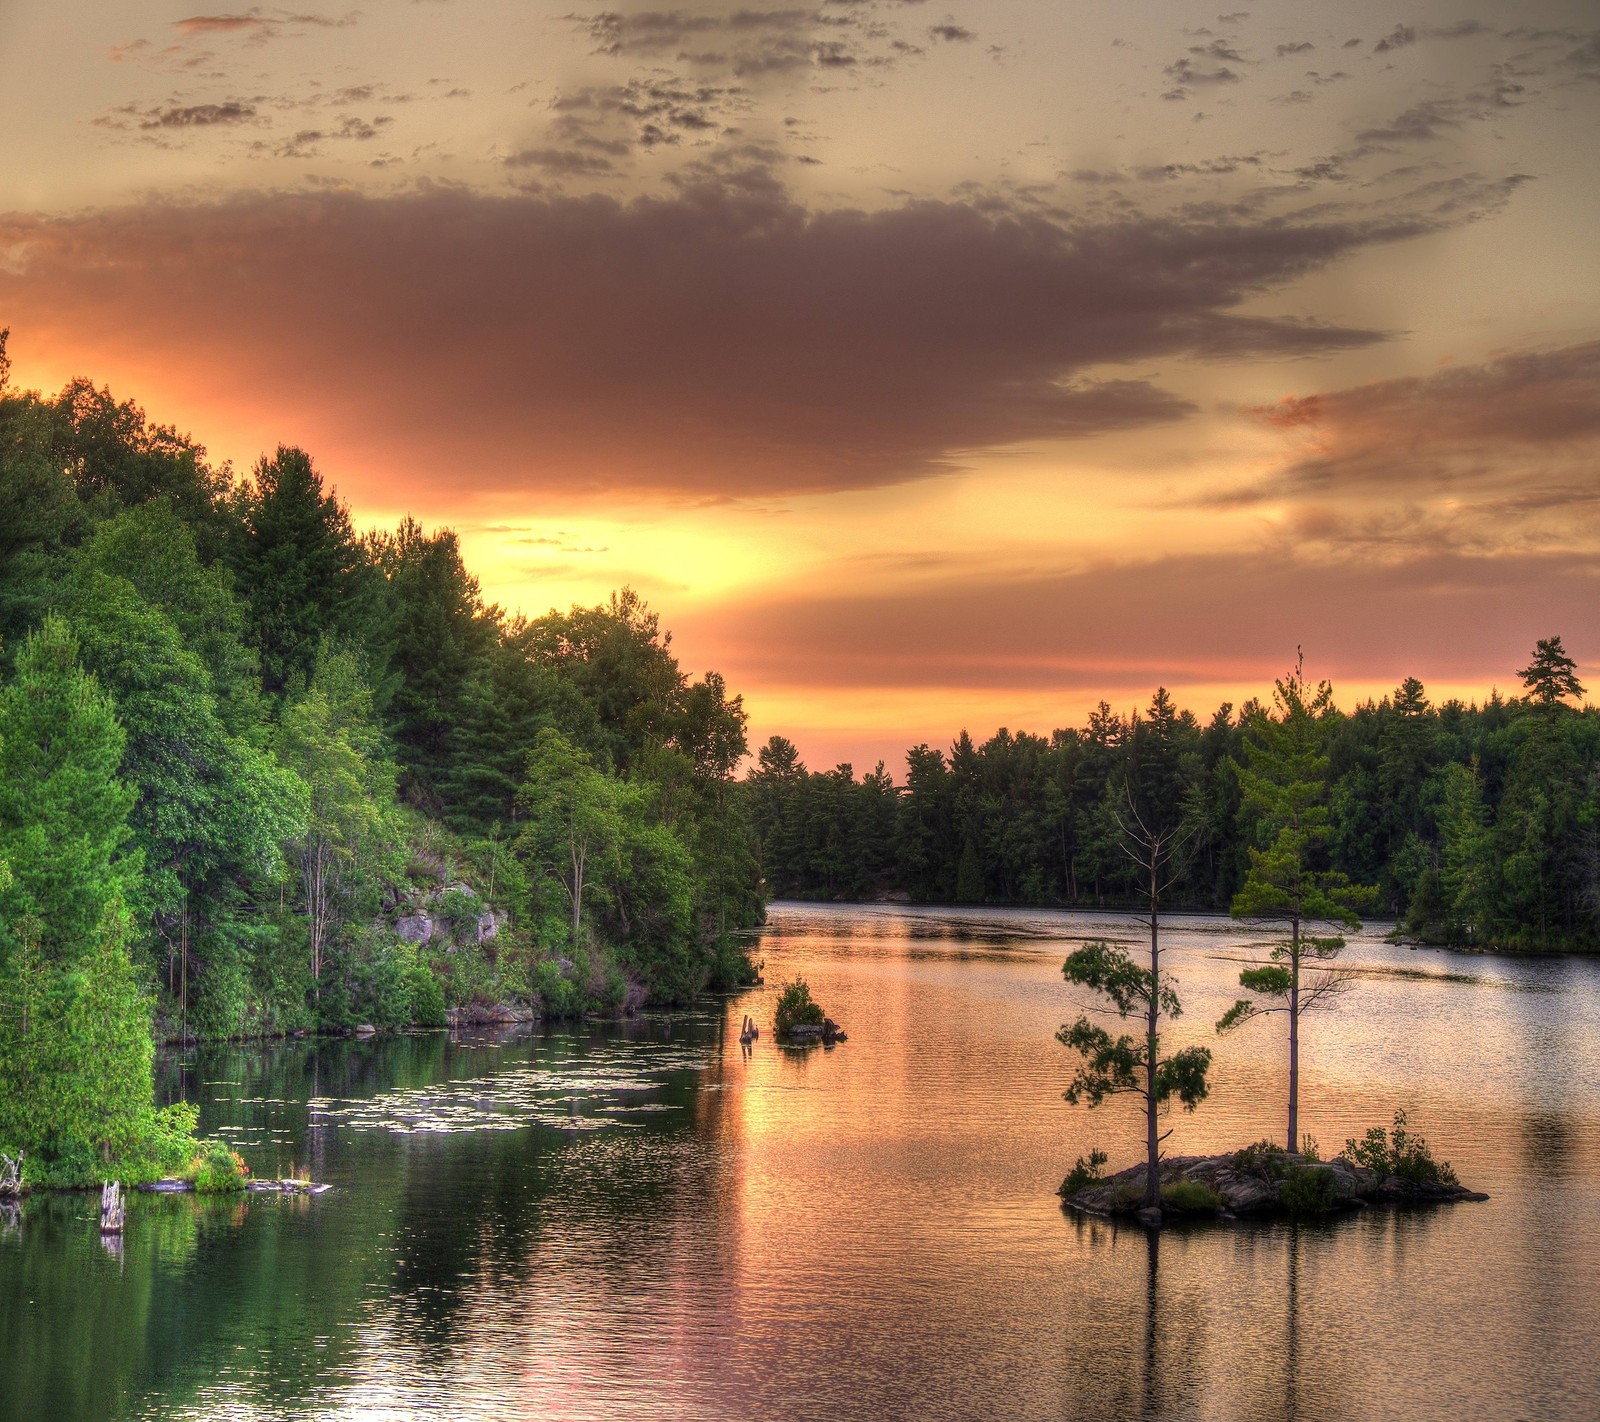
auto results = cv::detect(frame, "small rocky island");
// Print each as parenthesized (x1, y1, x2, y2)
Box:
(773, 977, 847, 1044)
(1061, 1131, 1487, 1226)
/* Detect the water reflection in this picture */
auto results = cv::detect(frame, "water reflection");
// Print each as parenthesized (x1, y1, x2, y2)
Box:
(3, 904, 1599, 1421)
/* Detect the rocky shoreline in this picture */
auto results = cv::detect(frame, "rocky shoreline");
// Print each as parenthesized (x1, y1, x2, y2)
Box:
(1062, 1149, 1488, 1227)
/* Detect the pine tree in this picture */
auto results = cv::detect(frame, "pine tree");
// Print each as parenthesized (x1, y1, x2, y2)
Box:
(229, 447, 366, 695)
(0, 615, 137, 961)
(1217, 654, 1374, 1151)
(0, 620, 157, 1178)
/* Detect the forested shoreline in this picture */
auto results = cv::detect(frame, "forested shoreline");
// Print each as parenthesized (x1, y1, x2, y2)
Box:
(0, 335, 762, 1185)
(746, 648, 1600, 953)
(2, 332, 1596, 1189)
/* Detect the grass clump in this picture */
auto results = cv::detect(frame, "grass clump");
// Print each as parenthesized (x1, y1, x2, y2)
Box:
(1230, 1139, 1291, 1179)
(1059, 1147, 1109, 1198)
(1281, 1164, 1338, 1216)
(1342, 1109, 1458, 1186)
(1160, 1179, 1221, 1214)
(773, 978, 825, 1035)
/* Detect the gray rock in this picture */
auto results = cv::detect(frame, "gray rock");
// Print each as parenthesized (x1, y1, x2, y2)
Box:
(1059, 1147, 1487, 1221)
(395, 913, 435, 944)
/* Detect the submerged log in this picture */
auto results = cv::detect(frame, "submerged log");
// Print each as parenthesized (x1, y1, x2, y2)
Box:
(100, 1182, 125, 1235)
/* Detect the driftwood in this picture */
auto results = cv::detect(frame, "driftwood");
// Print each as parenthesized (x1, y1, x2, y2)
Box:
(100, 1182, 125, 1235)
(0, 1151, 22, 1197)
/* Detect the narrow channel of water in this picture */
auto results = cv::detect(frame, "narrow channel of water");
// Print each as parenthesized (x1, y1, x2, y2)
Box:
(4, 903, 1598, 1421)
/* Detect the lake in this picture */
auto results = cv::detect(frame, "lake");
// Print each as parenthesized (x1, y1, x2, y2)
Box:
(4, 903, 1599, 1421)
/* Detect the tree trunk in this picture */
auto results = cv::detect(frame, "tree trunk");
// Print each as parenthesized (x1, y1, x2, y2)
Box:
(1287, 911, 1300, 1151)
(570, 837, 585, 954)
(1146, 862, 1160, 1207)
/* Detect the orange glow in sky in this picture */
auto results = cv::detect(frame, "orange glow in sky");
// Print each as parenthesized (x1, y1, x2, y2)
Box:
(3, 1, 1597, 771)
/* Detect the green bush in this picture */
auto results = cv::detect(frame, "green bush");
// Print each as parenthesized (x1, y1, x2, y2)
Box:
(1160, 1179, 1221, 1213)
(404, 961, 448, 1027)
(438, 887, 483, 927)
(1059, 1147, 1109, 1197)
(532, 957, 586, 1019)
(138, 1102, 202, 1177)
(190, 1140, 250, 1194)
(706, 937, 759, 991)
(1231, 1140, 1291, 1179)
(1342, 1109, 1458, 1186)
(1281, 1164, 1338, 1216)
(773, 977, 825, 1035)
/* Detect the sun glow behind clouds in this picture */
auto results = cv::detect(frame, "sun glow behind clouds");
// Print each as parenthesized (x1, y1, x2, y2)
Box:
(2, 0, 1597, 769)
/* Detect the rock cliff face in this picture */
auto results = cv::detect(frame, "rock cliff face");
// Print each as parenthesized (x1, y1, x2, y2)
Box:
(392, 880, 508, 947)
(1063, 1150, 1488, 1222)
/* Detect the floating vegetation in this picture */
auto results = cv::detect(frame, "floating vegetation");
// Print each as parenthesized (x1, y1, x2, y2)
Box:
(302, 1040, 714, 1137)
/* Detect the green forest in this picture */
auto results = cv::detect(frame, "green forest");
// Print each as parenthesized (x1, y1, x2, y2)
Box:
(1, 331, 1595, 1189)
(747, 647, 1600, 952)
(0, 335, 762, 1186)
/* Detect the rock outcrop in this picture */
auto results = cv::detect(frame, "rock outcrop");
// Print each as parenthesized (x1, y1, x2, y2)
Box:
(1063, 1148, 1488, 1224)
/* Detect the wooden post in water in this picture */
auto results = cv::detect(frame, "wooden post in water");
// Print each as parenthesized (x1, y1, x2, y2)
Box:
(100, 1181, 125, 1235)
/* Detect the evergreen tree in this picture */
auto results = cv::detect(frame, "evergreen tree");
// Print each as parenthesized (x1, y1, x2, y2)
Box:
(229, 447, 366, 695)
(1519, 635, 1584, 710)
(1060, 777, 1210, 1209)
(0, 620, 160, 1178)
(0, 616, 138, 961)
(1216, 654, 1374, 1151)
(378, 519, 496, 806)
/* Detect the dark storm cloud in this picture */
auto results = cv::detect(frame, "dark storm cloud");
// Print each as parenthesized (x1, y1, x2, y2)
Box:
(928, 25, 974, 43)
(0, 182, 1422, 501)
(690, 549, 1600, 694)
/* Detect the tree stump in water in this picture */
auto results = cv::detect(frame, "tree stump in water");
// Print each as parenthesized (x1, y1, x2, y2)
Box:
(100, 1182, 125, 1235)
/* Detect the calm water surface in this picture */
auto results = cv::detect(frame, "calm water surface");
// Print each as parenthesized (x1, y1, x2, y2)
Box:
(4, 903, 1599, 1421)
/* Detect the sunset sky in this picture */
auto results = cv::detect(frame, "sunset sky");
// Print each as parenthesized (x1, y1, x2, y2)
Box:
(3, 1, 1597, 772)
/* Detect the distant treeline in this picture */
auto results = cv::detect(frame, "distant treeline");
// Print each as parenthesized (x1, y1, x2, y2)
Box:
(745, 650, 1600, 951)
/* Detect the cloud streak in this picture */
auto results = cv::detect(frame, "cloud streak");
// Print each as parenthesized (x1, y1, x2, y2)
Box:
(0, 180, 1406, 503)
(691, 548, 1600, 696)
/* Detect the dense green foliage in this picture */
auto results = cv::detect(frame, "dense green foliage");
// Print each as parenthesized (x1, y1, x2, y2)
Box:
(1058, 943, 1212, 1112)
(1057, 1147, 1108, 1198)
(0, 337, 764, 1181)
(1342, 1109, 1458, 1186)
(748, 652, 1600, 951)
(1279, 1163, 1338, 1217)
(772, 977, 826, 1035)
